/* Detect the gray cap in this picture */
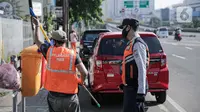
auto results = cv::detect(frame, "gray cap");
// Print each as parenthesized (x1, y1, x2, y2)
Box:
(51, 30, 67, 41)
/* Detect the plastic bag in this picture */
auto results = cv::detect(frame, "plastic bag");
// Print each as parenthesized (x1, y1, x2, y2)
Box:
(0, 63, 21, 90)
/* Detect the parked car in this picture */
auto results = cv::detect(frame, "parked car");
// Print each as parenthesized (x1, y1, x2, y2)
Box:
(157, 27, 169, 38)
(87, 32, 169, 105)
(79, 29, 111, 66)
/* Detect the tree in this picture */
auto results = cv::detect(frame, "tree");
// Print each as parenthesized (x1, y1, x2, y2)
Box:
(192, 17, 200, 28)
(150, 17, 161, 27)
(69, 0, 103, 27)
(162, 21, 170, 26)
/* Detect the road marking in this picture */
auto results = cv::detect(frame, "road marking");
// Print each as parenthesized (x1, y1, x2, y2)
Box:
(148, 94, 169, 112)
(172, 54, 186, 60)
(172, 43, 178, 46)
(185, 47, 193, 50)
(26, 106, 48, 108)
(167, 96, 187, 112)
(36, 108, 49, 112)
(161, 41, 200, 47)
(158, 104, 170, 112)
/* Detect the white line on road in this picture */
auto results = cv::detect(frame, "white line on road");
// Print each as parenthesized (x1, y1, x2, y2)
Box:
(158, 104, 170, 112)
(148, 94, 169, 112)
(172, 54, 186, 60)
(26, 106, 48, 108)
(161, 41, 200, 47)
(185, 47, 193, 50)
(172, 43, 178, 46)
(167, 96, 187, 112)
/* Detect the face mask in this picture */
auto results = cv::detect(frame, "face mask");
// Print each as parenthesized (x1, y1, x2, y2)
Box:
(122, 26, 130, 39)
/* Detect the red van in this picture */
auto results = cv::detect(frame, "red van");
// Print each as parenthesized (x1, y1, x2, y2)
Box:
(87, 32, 169, 105)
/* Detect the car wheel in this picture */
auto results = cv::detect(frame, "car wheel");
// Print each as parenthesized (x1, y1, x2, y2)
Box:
(155, 91, 167, 104)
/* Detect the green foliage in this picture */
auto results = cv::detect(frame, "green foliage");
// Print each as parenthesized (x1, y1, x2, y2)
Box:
(47, 13, 56, 33)
(0, 0, 9, 2)
(69, 0, 103, 26)
(192, 18, 200, 28)
(162, 21, 170, 26)
(182, 23, 194, 28)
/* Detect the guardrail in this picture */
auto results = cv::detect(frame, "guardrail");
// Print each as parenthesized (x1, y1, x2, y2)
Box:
(105, 21, 200, 33)
(105, 21, 155, 31)
(105, 24, 121, 32)
(106, 23, 199, 38)
(106, 23, 151, 32)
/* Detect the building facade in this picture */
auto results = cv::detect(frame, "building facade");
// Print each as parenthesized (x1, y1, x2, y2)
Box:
(102, 0, 155, 23)
(173, 0, 200, 18)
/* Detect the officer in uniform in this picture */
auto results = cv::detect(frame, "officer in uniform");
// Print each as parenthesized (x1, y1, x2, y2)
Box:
(118, 18, 149, 112)
(32, 17, 88, 112)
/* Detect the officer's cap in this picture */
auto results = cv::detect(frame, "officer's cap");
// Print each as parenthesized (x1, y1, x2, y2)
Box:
(118, 18, 139, 29)
(51, 30, 67, 41)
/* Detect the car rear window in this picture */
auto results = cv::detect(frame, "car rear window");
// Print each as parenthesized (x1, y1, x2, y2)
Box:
(159, 28, 168, 31)
(142, 37, 163, 54)
(98, 38, 128, 56)
(83, 33, 99, 41)
(82, 31, 110, 41)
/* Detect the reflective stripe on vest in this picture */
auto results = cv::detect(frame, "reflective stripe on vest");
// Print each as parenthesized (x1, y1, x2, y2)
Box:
(46, 47, 76, 74)
(44, 46, 79, 94)
(122, 40, 134, 85)
(122, 38, 149, 85)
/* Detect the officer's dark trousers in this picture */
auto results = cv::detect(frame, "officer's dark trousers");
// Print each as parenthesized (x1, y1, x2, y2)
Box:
(123, 86, 137, 112)
(47, 92, 81, 112)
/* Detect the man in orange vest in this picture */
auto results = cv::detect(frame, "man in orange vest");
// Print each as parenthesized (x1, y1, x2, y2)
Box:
(32, 17, 88, 112)
(118, 18, 149, 112)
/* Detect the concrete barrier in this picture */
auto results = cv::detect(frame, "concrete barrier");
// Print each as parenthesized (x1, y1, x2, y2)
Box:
(0, 18, 45, 62)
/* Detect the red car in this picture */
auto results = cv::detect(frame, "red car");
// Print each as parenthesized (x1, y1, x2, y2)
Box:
(87, 32, 169, 105)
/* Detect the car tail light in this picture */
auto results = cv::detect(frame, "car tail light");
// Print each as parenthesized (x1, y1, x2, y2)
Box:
(161, 54, 167, 68)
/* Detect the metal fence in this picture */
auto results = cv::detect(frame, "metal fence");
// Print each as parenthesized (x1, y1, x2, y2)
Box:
(23, 22, 34, 48)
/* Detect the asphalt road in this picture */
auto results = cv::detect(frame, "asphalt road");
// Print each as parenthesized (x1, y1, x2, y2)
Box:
(158, 36, 200, 112)
(1, 33, 200, 112)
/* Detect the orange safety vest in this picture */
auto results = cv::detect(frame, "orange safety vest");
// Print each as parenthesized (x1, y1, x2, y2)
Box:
(44, 46, 81, 94)
(122, 38, 150, 86)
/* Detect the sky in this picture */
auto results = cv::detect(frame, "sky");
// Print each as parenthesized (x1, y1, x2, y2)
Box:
(155, 0, 184, 9)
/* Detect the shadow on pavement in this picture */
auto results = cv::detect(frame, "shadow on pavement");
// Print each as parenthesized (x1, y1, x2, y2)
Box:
(145, 101, 159, 107)
(79, 86, 160, 112)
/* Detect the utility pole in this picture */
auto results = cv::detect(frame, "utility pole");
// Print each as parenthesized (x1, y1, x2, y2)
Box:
(63, 0, 69, 47)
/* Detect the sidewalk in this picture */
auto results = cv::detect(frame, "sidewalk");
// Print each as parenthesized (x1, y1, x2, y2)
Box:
(18, 89, 48, 112)
(0, 89, 21, 112)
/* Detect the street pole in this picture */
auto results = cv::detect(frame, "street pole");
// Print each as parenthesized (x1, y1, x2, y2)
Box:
(29, 0, 35, 44)
(63, 0, 69, 47)
(62, 0, 66, 31)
